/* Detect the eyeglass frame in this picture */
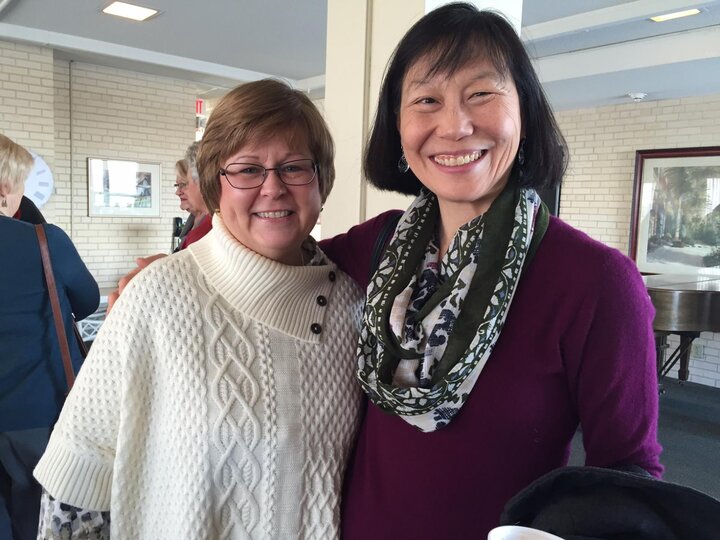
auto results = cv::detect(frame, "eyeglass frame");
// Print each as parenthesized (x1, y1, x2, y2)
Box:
(173, 181, 189, 190)
(219, 158, 319, 190)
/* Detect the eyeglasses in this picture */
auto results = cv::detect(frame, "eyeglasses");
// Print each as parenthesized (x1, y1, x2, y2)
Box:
(173, 182, 189, 190)
(219, 158, 318, 190)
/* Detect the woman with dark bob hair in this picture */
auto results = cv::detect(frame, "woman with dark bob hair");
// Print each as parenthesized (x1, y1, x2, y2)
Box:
(321, 3, 662, 537)
(34, 79, 364, 539)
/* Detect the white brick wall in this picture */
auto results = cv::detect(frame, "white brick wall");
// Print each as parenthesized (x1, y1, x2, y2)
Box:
(557, 95, 720, 387)
(61, 62, 197, 289)
(0, 40, 55, 187)
(49, 60, 71, 230)
(1, 39, 198, 290)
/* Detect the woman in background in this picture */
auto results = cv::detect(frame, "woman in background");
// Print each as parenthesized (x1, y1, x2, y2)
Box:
(174, 141, 212, 250)
(173, 157, 196, 248)
(320, 4, 663, 537)
(0, 133, 99, 540)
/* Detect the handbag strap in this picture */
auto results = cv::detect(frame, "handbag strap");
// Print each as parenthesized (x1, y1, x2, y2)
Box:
(35, 224, 76, 391)
(368, 212, 402, 281)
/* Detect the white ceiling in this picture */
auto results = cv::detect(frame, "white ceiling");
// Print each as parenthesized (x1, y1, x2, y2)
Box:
(1, 0, 719, 110)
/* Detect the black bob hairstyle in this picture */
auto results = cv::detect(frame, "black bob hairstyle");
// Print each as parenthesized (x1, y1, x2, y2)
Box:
(363, 3, 568, 195)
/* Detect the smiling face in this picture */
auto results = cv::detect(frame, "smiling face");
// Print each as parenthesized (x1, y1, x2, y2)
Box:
(218, 134, 322, 265)
(398, 56, 522, 221)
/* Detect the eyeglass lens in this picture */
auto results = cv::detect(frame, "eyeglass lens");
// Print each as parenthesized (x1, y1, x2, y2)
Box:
(221, 159, 316, 189)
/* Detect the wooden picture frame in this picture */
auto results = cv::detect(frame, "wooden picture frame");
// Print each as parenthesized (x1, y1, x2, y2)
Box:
(630, 146, 720, 275)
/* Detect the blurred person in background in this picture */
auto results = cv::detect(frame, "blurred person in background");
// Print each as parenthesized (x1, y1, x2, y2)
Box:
(174, 142, 211, 251)
(0, 133, 99, 540)
(172, 157, 195, 249)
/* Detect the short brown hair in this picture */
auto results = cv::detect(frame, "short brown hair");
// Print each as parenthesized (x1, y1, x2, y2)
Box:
(0, 133, 34, 194)
(197, 79, 335, 213)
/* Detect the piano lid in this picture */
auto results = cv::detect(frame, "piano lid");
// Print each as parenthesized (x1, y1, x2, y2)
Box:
(644, 274, 720, 290)
(644, 274, 720, 333)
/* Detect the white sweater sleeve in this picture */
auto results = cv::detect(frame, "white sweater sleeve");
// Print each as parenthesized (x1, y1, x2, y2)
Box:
(34, 275, 151, 511)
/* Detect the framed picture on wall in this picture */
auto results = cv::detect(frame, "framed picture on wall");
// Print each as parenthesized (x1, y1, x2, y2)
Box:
(630, 146, 720, 276)
(87, 158, 161, 217)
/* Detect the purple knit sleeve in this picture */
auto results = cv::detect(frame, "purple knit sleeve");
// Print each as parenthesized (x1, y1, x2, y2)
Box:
(565, 250, 663, 477)
(319, 210, 403, 289)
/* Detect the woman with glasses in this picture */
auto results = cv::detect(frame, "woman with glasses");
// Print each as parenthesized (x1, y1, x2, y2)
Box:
(174, 142, 211, 251)
(172, 158, 195, 248)
(34, 79, 364, 539)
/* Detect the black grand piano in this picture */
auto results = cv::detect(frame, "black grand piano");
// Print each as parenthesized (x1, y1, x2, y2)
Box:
(645, 274, 720, 381)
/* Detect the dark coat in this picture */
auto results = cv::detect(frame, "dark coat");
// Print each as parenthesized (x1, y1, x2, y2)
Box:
(15, 196, 46, 225)
(0, 217, 99, 431)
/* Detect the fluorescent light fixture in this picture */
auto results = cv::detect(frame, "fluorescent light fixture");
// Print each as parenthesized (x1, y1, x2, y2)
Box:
(650, 9, 700, 22)
(102, 1, 158, 22)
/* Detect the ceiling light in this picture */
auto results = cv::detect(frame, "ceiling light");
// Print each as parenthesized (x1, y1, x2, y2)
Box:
(102, 1, 158, 22)
(628, 92, 648, 102)
(650, 9, 700, 22)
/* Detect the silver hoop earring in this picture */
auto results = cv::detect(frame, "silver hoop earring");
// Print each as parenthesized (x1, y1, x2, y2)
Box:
(1, 198, 7, 208)
(517, 138, 526, 167)
(398, 153, 409, 173)
(517, 138, 526, 180)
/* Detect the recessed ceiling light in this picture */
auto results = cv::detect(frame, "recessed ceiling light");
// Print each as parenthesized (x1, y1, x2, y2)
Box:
(650, 9, 700, 22)
(102, 1, 158, 22)
(627, 92, 648, 102)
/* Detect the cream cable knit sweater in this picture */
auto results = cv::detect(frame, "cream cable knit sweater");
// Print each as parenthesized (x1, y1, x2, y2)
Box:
(34, 216, 364, 539)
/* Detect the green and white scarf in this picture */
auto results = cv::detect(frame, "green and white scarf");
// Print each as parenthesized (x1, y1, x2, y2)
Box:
(357, 183, 548, 432)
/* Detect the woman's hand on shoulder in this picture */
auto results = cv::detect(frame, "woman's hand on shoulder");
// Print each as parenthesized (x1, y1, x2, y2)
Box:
(106, 253, 167, 314)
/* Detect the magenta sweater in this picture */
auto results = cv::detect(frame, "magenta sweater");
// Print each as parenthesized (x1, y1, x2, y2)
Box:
(320, 211, 663, 539)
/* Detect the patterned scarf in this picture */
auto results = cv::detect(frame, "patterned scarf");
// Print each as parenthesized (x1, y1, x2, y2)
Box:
(357, 183, 548, 432)
(302, 236, 330, 266)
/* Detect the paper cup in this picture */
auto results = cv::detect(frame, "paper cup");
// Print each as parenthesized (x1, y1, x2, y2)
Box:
(488, 525, 564, 540)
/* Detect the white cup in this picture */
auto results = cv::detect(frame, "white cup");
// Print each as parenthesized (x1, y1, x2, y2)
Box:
(488, 525, 564, 540)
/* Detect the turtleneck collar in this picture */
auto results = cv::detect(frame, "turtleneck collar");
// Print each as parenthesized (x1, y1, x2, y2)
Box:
(188, 214, 338, 342)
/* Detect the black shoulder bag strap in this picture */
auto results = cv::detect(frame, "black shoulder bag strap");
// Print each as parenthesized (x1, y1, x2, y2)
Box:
(368, 213, 402, 281)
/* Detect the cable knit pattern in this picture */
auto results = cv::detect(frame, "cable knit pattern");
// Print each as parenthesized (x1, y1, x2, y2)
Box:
(200, 272, 262, 539)
(257, 325, 278, 539)
(298, 286, 364, 539)
(34, 215, 364, 540)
